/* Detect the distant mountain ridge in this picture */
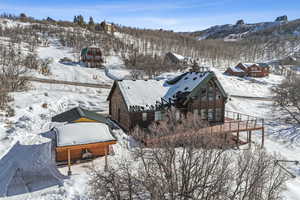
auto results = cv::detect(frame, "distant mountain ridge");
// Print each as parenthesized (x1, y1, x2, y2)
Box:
(182, 15, 300, 41)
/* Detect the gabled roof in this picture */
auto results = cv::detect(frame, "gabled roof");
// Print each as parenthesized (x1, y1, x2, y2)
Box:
(107, 71, 227, 111)
(51, 107, 107, 123)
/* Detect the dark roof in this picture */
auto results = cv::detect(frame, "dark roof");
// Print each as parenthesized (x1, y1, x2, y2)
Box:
(51, 107, 107, 123)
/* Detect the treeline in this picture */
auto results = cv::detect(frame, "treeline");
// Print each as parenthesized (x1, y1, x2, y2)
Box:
(117, 25, 300, 68)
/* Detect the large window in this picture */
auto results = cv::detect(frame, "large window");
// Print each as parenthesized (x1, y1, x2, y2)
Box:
(201, 89, 207, 101)
(215, 108, 222, 121)
(201, 109, 207, 120)
(155, 111, 163, 121)
(208, 86, 215, 101)
(193, 109, 199, 119)
(142, 113, 147, 121)
(175, 111, 181, 120)
(208, 109, 214, 121)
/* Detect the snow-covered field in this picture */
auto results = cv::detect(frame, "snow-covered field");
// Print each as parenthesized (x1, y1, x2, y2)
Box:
(0, 34, 300, 199)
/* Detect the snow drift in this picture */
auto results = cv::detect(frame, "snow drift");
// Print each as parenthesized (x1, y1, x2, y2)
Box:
(0, 136, 66, 197)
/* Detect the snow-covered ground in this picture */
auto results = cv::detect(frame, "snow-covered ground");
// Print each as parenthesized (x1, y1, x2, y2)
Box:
(0, 34, 300, 199)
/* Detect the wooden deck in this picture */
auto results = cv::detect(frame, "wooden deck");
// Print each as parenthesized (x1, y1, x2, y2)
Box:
(145, 111, 265, 148)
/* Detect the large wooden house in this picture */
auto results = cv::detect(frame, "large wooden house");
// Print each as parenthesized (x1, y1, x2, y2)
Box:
(107, 71, 228, 131)
(226, 62, 270, 77)
(80, 46, 103, 68)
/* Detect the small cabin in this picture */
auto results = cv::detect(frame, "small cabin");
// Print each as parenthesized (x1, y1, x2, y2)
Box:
(54, 123, 116, 162)
(226, 62, 270, 77)
(107, 71, 228, 131)
(51, 107, 108, 124)
(164, 52, 192, 66)
(80, 47, 103, 68)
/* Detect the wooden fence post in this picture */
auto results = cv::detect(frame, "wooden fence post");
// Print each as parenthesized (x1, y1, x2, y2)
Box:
(104, 146, 108, 171)
(67, 149, 72, 176)
(261, 119, 265, 148)
(236, 120, 240, 146)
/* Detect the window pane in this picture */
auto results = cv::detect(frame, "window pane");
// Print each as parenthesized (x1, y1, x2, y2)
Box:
(155, 111, 162, 121)
(142, 113, 147, 121)
(208, 109, 214, 121)
(201, 109, 207, 120)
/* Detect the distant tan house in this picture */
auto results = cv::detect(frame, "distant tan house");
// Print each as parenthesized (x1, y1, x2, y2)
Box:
(99, 21, 116, 34)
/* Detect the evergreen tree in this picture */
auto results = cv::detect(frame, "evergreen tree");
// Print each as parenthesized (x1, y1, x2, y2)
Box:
(88, 16, 95, 30)
(73, 15, 78, 24)
(77, 15, 85, 26)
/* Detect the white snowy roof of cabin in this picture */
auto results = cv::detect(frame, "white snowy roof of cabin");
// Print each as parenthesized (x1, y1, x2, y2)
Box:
(56, 123, 115, 147)
(171, 52, 185, 60)
(118, 72, 210, 110)
(230, 66, 245, 72)
(241, 63, 256, 68)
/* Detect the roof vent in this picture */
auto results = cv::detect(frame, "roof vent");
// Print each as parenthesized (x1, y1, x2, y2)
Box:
(193, 77, 197, 80)
(184, 87, 189, 90)
(184, 77, 188, 80)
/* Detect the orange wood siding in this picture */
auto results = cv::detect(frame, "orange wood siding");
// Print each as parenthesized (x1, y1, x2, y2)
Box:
(73, 118, 97, 123)
(56, 141, 116, 162)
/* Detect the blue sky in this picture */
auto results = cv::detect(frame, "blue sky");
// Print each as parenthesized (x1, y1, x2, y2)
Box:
(0, 0, 299, 31)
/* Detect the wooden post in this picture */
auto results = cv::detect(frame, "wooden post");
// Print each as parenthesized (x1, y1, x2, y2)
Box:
(67, 149, 72, 176)
(261, 119, 265, 148)
(249, 131, 252, 148)
(104, 145, 108, 171)
(236, 120, 240, 146)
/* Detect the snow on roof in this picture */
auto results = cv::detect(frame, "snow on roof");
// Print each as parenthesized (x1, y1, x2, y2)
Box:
(56, 123, 116, 147)
(241, 63, 256, 68)
(163, 72, 210, 101)
(118, 79, 168, 109)
(230, 66, 245, 72)
(171, 52, 185, 60)
(118, 72, 210, 109)
(0, 139, 65, 197)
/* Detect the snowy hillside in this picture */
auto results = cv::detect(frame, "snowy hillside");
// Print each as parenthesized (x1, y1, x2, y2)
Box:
(184, 16, 300, 41)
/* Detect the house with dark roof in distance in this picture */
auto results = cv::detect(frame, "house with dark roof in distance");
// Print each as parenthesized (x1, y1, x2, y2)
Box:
(107, 71, 228, 131)
(164, 52, 192, 66)
(225, 62, 270, 77)
(51, 107, 108, 124)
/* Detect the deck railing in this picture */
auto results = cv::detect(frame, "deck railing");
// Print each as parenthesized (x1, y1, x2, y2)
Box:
(146, 110, 265, 148)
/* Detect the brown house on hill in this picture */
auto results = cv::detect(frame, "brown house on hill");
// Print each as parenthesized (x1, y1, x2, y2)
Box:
(81, 46, 104, 68)
(164, 52, 192, 66)
(226, 62, 270, 77)
(107, 71, 228, 131)
(99, 21, 116, 34)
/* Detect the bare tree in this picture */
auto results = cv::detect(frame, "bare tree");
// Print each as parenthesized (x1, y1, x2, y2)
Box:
(88, 112, 288, 200)
(273, 76, 300, 124)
